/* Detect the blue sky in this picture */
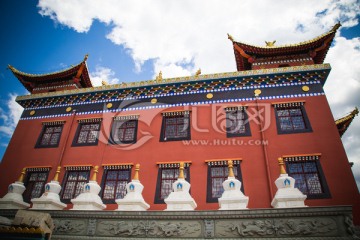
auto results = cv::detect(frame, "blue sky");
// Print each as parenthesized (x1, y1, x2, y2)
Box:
(0, 0, 360, 189)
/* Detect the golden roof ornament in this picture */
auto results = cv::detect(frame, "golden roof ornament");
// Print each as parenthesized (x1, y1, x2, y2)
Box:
(227, 33, 234, 42)
(155, 71, 163, 82)
(84, 54, 89, 61)
(331, 22, 341, 32)
(265, 40, 276, 47)
(178, 162, 185, 179)
(133, 164, 140, 181)
(195, 68, 201, 76)
(18, 168, 27, 183)
(228, 160, 235, 178)
(101, 80, 108, 86)
(278, 157, 287, 174)
(53, 166, 61, 182)
(91, 166, 99, 182)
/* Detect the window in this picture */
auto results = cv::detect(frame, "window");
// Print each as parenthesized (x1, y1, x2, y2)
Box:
(154, 163, 191, 203)
(23, 168, 50, 203)
(284, 155, 330, 199)
(100, 165, 132, 203)
(35, 121, 65, 148)
(206, 160, 244, 203)
(274, 102, 312, 134)
(160, 111, 191, 141)
(61, 167, 90, 202)
(72, 118, 102, 146)
(109, 116, 138, 144)
(225, 107, 251, 137)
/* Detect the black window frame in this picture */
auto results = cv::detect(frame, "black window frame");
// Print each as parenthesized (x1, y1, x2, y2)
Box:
(72, 120, 102, 147)
(23, 170, 49, 203)
(99, 167, 132, 204)
(160, 112, 191, 142)
(274, 104, 312, 134)
(285, 156, 331, 199)
(109, 119, 138, 144)
(225, 108, 251, 138)
(60, 169, 90, 203)
(206, 161, 244, 203)
(35, 124, 64, 148)
(154, 164, 191, 204)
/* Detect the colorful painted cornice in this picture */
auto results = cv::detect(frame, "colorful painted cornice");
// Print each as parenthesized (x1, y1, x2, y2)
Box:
(16, 64, 330, 110)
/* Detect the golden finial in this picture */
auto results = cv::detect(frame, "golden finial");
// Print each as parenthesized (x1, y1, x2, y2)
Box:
(91, 166, 99, 182)
(351, 107, 359, 116)
(278, 157, 287, 174)
(178, 162, 185, 179)
(155, 71, 163, 82)
(17, 168, 27, 183)
(84, 54, 89, 61)
(331, 22, 341, 32)
(227, 33, 234, 42)
(265, 40, 276, 47)
(133, 164, 140, 181)
(101, 80, 108, 86)
(228, 160, 235, 178)
(195, 68, 201, 77)
(53, 166, 61, 182)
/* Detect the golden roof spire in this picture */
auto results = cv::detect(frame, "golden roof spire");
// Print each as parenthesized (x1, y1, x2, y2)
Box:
(133, 164, 140, 181)
(84, 54, 89, 61)
(156, 71, 163, 82)
(265, 40, 276, 47)
(91, 166, 99, 182)
(228, 160, 235, 178)
(178, 162, 185, 179)
(17, 168, 27, 183)
(195, 68, 201, 77)
(227, 33, 234, 42)
(53, 166, 61, 182)
(278, 157, 287, 174)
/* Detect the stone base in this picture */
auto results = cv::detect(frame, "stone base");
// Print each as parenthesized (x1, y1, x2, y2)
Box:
(164, 201, 197, 211)
(71, 198, 106, 210)
(70, 181, 106, 210)
(218, 197, 249, 210)
(0, 199, 30, 209)
(271, 188, 307, 208)
(31, 198, 67, 210)
(116, 199, 150, 211)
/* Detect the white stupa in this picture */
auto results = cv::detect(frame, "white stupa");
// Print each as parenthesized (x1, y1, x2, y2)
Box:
(164, 162, 197, 211)
(31, 166, 67, 210)
(0, 168, 30, 209)
(116, 164, 150, 211)
(71, 166, 106, 210)
(218, 160, 249, 210)
(271, 157, 307, 208)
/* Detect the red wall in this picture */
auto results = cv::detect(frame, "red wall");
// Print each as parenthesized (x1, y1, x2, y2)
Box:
(0, 95, 359, 223)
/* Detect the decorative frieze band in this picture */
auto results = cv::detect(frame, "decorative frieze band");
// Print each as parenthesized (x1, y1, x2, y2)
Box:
(224, 106, 247, 112)
(162, 110, 190, 117)
(273, 101, 304, 108)
(64, 165, 92, 171)
(157, 162, 191, 168)
(77, 118, 102, 123)
(42, 120, 66, 126)
(206, 160, 241, 166)
(26, 167, 51, 172)
(113, 115, 139, 121)
(103, 164, 133, 170)
(283, 154, 321, 162)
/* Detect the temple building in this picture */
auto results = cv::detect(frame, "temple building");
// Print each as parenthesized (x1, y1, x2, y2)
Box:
(0, 23, 359, 239)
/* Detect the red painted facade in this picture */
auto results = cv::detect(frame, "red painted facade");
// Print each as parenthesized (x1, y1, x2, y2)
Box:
(1, 23, 359, 224)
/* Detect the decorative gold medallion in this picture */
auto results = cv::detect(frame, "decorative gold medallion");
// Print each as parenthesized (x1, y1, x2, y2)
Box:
(106, 103, 113, 109)
(29, 110, 36, 116)
(66, 107, 72, 112)
(302, 86, 310, 92)
(254, 89, 262, 96)
(206, 93, 213, 99)
(151, 98, 157, 104)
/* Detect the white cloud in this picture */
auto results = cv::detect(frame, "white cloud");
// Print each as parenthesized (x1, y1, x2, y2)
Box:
(89, 66, 121, 86)
(37, 0, 360, 189)
(0, 93, 23, 138)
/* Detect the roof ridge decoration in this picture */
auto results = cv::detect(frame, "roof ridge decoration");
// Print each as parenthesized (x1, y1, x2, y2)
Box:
(335, 107, 358, 137)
